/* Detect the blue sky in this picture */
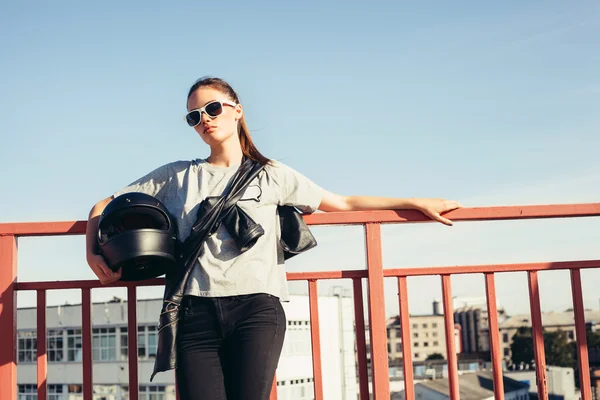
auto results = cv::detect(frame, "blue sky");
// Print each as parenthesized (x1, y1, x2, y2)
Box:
(1, 1, 599, 317)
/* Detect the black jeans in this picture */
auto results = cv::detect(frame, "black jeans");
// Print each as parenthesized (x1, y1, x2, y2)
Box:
(176, 293, 286, 400)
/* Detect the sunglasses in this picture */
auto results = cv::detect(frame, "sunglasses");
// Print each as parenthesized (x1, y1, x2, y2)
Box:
(185, 100, 237, 127)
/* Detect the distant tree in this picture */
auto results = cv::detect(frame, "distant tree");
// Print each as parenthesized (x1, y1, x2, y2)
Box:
(587, 329, 600, 351)
(544, 330, 573, 367)
(511, 327, 576, 369)
(571, 326, 600, 389)
(426, 353, 444, 361)
(510, 327, 535, 367)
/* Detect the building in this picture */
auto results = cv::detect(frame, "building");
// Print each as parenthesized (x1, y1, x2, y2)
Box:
(455, 306, 490, 354)
(386, 314, 447, 363)
(371, 300, 469, 366)
(506, 366, 578, 400)
(394, 371, 530, 400)
(499, 310, 600, 362)
(453, 296, 507, 357)
(16, 294, 358, 400)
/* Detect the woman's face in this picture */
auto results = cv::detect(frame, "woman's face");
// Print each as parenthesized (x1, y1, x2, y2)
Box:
(186, 87, 243, 147)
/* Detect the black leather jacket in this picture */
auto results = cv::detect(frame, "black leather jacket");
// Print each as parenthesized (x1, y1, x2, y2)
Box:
(150, 158, 316, 380)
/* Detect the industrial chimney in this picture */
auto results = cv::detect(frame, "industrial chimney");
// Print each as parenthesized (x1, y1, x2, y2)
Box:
(433, 299, 441, 315)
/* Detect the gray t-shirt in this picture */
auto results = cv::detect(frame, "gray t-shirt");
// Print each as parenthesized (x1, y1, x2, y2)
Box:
(113, 159, 324, 301)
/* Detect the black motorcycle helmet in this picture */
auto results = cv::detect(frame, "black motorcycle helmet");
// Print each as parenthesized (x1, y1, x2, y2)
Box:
(97, 192, 179, 281)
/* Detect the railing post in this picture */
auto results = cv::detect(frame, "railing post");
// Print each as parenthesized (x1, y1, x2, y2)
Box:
(441, 275, 459, 399)
(270, 373, 278, 400)
(308, 279, 324, 400)
(37, 290, 48, 400)
(570, 269, 592, 400)
(485, 273, 504, 400)
(528, 271, 548, 400)
(352, 278, 369, 400)
(127, 285, 139, 400)
(0, 235, 18, 400)
(397, 277, 414, 400)
(82, 288, 93, 400)
(364, 223, 389, 399)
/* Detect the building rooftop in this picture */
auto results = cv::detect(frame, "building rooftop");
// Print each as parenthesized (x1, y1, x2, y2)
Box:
(419, 371, 529, 399)
(385, 315, 444, 328)
(499, 310, 600, 329)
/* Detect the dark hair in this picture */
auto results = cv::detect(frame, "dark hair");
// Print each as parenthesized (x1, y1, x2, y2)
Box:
(187, 77, 270, 166)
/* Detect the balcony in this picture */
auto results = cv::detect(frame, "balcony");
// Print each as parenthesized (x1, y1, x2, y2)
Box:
(1, 203, 599, 399)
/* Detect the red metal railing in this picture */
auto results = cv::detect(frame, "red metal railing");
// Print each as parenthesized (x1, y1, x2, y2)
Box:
(1, 203, 599, 400)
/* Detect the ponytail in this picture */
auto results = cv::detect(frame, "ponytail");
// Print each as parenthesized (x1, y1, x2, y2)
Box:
(238, 116, 270, 165)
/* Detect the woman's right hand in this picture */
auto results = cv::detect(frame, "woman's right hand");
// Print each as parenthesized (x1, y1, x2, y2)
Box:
(86, 196, 119, 284)
(87, 252, 122, 285)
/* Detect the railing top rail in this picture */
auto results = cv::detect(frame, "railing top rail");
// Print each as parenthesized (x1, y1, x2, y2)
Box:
(2, 203, 600, 237)
(14, 258, 600, 291)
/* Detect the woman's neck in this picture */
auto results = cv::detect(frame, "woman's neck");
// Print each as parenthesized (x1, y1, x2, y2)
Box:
(207, 139, 244, 167)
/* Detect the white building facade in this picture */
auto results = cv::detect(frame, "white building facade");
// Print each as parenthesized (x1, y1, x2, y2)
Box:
(16, 294, 358, 400)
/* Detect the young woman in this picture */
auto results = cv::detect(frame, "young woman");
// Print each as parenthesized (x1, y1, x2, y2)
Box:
(85, 77, 461, 400)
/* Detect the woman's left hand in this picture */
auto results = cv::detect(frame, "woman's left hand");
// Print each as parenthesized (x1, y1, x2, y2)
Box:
(413, 198, 462, 226)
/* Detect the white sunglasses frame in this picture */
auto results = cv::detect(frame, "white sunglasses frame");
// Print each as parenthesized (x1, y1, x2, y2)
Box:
(184, 100, 238, 127)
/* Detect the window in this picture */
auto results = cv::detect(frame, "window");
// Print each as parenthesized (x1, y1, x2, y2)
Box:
(17, 331, 37, 363)
(68, 384, 82, 400)
(433, 332, 438, 337)
(277, 378, 314, 400)
(413, 333, 418, 338)
(433, 341, 439, 346)
(47, 330, 64, 362)
(288, 320, 309, 326)
(138, 385, 167, 400)
(396, 343, 402, 352)
(67, 329, 82, 362)
(276, 381, 288, 399)
(414, 342, 419, 347)
(18, 330, 64, 364)
(48, 385, 64, 400)
(93, 385, 118, 400)
(432, 323, 438, 328)
(138, 326, 145, 358)
(422, 323, 428, 328)
(412, 324, 418, 329)
(92, 327, 116, 361)
(283, 320, 312, 357)
(568, 331, 574, 340)
(414, 353, 420, 358)
(147, 327, 157, 358)
(424, 342, 429, 347)
(504, 348, 510, 356)
(120, 327, 128, 361)
(138, 326, 159, 359)
(502, 333, 509, 343)
(18, 384, 37, 400)
(276, 381, 287, 399)
(395, 329, 401, 338)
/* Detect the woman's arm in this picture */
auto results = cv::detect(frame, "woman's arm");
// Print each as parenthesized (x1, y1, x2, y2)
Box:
(318, 190, 461, 226)
(86, 196, 122, 284)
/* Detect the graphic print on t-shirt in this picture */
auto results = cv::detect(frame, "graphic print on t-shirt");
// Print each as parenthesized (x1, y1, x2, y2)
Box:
(240, 185, 262, 202)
